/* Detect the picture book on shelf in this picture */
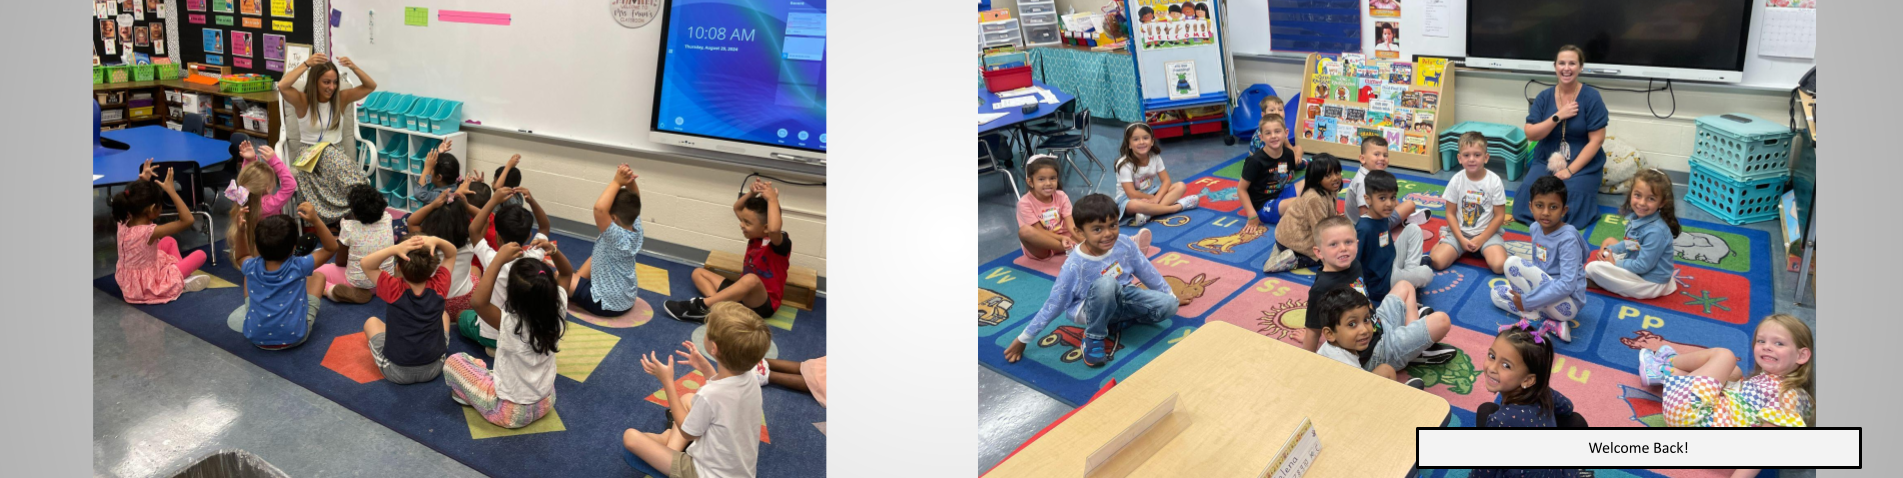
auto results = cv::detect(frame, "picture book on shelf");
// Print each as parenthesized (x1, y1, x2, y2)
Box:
(1392, 109, 1413, 130)
(1341, 53, 1364, 71)
(1355, 65, 1382, 80)
(1321, 104, 1344, 119)
(1403, 132, 1429, 154)
(1381, 84, 1407, 105)
(1301, 120, 1316, 140)
(1369, 99, 1394, 114)
(1354, 127, 1381, 146)
(1305, 102, 1321, 120)
(1399, 91, 1420, 109)
(1366, 110, 1391, 128)
(1415, 58, 1447, 88)
(1316, 118, 1337, 142)
(1310, 74, 1330, 99)
(1388, 62, 1413, 84)
(1418, 91, 1440, 110)
(1331, 76, 1355, 101)
(1358, 79, 1379, 102)
(1412, 111, 1436, 133)
(1344, 107, 1366, 123)
(1382, 127, 1404, 151)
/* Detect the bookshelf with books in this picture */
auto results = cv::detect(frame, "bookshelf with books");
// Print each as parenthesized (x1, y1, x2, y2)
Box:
(1294, 53, 1456, 173)
(96, 80, 281, 144)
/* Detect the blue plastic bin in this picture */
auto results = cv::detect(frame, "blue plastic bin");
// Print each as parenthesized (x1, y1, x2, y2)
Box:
(358, 91, 388, 123)
(1689, 113, 1794, 181)
(381, 94, 417, 127)
(427, 100, 463, 135)
(1684, 161, 1785, 225)
(404, 98, 438, 132)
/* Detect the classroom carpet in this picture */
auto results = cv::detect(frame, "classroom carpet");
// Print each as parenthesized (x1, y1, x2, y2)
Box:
(978, 154, 1777, 478)
(96, 231, 827, 478)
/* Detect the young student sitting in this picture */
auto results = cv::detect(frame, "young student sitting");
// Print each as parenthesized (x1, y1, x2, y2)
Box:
(1474, 326, 1585, 478)
(1355, 170, 1434, 304)
(665, 179, 793, 323)
(1430, 132, 1510, 274)
(1114, 123, 1200, 225)
(1642, 314, 1814, 433)
(227, 133, 297, 217)
(229, 202, 341, 350)
(1003, 194, 1183, 368)
(1249, 97, 1304, 161)
(765, 356, 827, 408)
(1586, 168, 1681, 300)
(446, 240, 573, 429)
(318, 184, 398, 304)
(1237, 114, 1306, 233)
(113, 161, 211, 303)
(406, 177, 486, 318)
(1016, 155, 1082, 260)
(413, 138, 458, 204)
(1342, 136, 1421, 226)
(460, 188, 553, 355)
(625, 303, 774, 478)
(478, 155, 533, 248)
(1309, 287, 1448, 389)
(572, 164, 646, 318)
(1303, 216, 1453, 364)
(1489, 176, 1589, 342)
(1264, 153, 1344, 273)
(361, 235, 457, 384)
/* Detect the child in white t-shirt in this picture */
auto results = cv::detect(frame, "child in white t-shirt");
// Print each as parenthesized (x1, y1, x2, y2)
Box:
(625, 302, 775, 478)
(1429, 132, 1510, 274)
(1113, 123, 1201, 225)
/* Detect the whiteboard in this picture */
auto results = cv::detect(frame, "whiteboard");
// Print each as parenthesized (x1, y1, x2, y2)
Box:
(330, 0, 672, 155)
(1229, 0, 1812, 90)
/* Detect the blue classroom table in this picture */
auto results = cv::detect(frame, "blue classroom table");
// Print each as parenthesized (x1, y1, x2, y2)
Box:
(94, 126, 233, 187)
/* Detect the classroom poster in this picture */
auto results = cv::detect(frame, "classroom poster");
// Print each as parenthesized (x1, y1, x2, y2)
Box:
(99, 20, 114, 41)
(211, 0, 233, 14)
(1164, 60, 1200, 100)
(271, 0, 294, 18)
(1374, 22, 1400, 59)
(203, 28, 224, 54)
(273, 20, 294, 32)
(153, 0, 164, 19)
(132, 0, 143, 20)
(134, 25, 149, 47)
(1370, 0, 1400, 18)
(263, 34, 285, 60)
(265, 60, 284, 72)
(95, 0, 106, 18)
(119, 25, 133, 44)
(187, 0, 205, 11)
(240, 0, 262, 16)
(284, 43, 312, 70)
(154, 37, 165, 55)
(244, 17, 263, 28)
(216, 16, 234, 26)
(232, 31, 252, 58)
(206, 54, 223, 66)
(1132, 0, 1217, 50)
(104, 39, 116, 55)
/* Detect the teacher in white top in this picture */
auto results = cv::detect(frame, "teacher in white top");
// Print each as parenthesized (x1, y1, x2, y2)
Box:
(277, 52, 378, 224)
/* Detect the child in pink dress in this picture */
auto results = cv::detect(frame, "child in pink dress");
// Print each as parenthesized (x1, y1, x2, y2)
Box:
(114, 160, 210, 304)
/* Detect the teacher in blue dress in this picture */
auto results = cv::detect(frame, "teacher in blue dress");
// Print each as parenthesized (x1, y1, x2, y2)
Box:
(1515, 45, 1607, 230)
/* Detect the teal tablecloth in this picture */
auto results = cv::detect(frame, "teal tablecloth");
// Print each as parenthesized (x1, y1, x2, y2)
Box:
(1028, 47, 1143, 123)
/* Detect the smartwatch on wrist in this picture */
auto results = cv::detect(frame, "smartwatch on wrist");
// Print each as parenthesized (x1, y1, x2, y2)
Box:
(1551, 114, 1561, 123)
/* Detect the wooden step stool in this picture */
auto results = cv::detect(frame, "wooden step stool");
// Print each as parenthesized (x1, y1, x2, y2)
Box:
(704, 250, 818, 311)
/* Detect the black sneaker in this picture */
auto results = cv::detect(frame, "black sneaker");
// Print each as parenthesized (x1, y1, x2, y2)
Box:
(1411, 343, 1458, 365)
(1405, 377, 1426, 389)
(663, 299, 707, 323)
(663, 408, 675, 430)
(1417, 305, 1437, 318)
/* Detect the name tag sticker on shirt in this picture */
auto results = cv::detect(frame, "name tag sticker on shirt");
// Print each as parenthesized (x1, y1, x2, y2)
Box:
(1535, 244, 1548, 262)
(1101, 263, 1125, 279)
(1379, 231, 1390, 248)
(1041, 207, 1062, 229)
(1278, 163, 1288, 175)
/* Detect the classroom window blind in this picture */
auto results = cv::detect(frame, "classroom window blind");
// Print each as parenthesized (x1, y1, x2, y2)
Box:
(1268, 0, 1360, 54)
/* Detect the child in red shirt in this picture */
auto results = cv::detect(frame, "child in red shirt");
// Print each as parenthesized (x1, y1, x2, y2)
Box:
(665, 179, 791, 322)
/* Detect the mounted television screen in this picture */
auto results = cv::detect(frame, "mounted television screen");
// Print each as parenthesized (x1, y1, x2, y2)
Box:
(651, 0, 827, 165)
(1466, 0, 1752, 83)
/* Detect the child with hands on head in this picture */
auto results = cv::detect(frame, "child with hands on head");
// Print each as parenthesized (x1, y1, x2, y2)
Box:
(666, 179, 793, 324)
(360, 235, 459, 384)
(572, 164, 646, 318)
(1430, 132, 1511, 274)
(405, 175, 486, 318)
(445, 239, 573, 429)
(458, 186, 555, 355)
(1586, 168, 1681, 299)
(114, 159, 212, 303)
(626, 302, 773, 478)
(412, 138, 461, 204)
(317, 184, 398, 304)
(1005, 194, 1183, 368)
(225, 132, 296, 217)
(1489, 176, 1589, 342)
(1264, 153, 1345, 273)
(229, 201, 342, 350)
(1114, 123, 1200, 226)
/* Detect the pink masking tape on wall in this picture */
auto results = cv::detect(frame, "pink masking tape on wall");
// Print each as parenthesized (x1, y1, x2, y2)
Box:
(438, 10, 510, 26)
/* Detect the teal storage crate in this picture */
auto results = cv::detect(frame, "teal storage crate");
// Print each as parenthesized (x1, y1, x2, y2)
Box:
(404, 98, 438, 132)
(357, 91, 387, 123)
(381, 94, 417, 127)
(1685, 161, 1785, 225)
(427, 100, 464, 135)
(1690, 113, 1795, 181)
(411, 138, 440, 171)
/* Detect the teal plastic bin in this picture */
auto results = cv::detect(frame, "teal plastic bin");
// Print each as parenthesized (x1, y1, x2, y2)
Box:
(411, 138, 440, 171)
(381, 94, 417, 127)
(427, 100, 464, 135)
(357, 91, 388, 123)
(404, 98, 438, 132)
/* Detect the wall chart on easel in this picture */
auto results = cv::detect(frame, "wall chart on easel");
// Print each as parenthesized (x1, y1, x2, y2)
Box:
(1125, 0, 1229, 140)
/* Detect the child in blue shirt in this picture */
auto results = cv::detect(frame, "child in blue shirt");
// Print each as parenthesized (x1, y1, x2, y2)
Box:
(573, 164, 646, 317)
(1354, 170, 1434, 305)
(1491, 176, 1590, 342)
(1586, 169, 1680, 300)
(227, 202, 342, 350)
(1004, 194, 1183, 368)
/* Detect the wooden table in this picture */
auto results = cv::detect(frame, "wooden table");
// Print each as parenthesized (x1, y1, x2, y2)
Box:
(986, 322, 1449, 478)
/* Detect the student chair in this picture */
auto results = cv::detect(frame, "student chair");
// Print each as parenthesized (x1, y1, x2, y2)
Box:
(980, 139, 1020, 198)
(1020, 100, 1079, 144)
(1228, 84, 1277, 146)
(183, 113, 208, 137)
(1034, 108, 1105, 191)
(151, 161, 218, 266)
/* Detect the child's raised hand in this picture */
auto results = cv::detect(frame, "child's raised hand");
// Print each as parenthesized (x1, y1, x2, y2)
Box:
(496, 242, 523, 262)
(528, 237, 556, 255)
(234, 205, 251, 228)
(613, 164, 634, 185)
(516, 187, 533, 202)
(488, 187, 515, 205)
(438, 138, 454, 154)
(506, 154, 521, 169)
(640, 350, 676, 381)
(761, 183, 780, 201)
(157, 167, 177, 193)
(297, 202, 319, 222)
(139, 158, 158, 181)
(256, 144, 276, 160)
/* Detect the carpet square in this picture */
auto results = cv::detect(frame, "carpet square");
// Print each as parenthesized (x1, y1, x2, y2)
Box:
(320, 332, 383, 384)
(977, 265, 1057, 339)
(463, 407, 566, 439)
(1147, 251, 1252, 318)
(555, 321, 621, 383)
(1203, 277, 1313, 347)
(637, 263, 671, 294)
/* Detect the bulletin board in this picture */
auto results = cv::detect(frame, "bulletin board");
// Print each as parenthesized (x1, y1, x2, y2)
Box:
(1294, 52, 1455, 173)
(93, 0, 175, 65)
(176, 0, 319, 77)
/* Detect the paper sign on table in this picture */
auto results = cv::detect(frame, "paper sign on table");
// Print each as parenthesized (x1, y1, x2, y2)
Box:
(979, 112, 1009, 125)
(1084, 393, 1179, 477)
(405, 7, 429, 26)
(992, 96, 1038, 109)
(1260, 417, 1322, 478)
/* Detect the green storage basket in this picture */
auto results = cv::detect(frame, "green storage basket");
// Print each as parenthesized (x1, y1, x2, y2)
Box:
(155, 63, 179, 80)
(131, 65, 156, 82)
(104, 66, 130, 84)
(219, 76, 275, 94)
(93, 67, 105, 84)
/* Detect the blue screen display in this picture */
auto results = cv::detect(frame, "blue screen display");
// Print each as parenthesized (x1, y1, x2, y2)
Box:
(653, 0, 826, 152)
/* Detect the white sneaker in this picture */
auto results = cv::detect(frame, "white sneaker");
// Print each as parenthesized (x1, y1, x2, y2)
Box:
(1263, 247, 1300, 273)
(183, 274, 211, 292)
(1177, 194, 1201, 210)
(1409, 209, 1431, 226)
(1125, 213, 1150, 226)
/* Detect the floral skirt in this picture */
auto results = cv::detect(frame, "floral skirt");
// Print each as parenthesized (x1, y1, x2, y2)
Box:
(292, 144, 371, 223)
